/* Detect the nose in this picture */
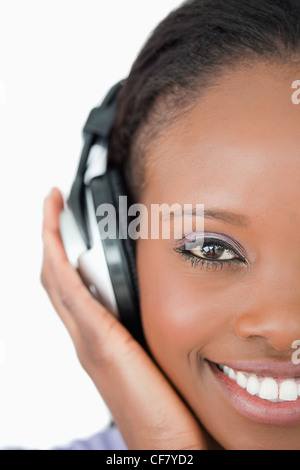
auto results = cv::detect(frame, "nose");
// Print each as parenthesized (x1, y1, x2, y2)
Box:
(234, 270, 300, 352)
(234, 311, 300, 352)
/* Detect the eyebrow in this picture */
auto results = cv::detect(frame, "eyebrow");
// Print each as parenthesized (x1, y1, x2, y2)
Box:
(162, 207, 250, 227)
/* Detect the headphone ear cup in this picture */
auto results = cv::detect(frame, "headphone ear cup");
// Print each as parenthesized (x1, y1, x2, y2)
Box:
(89, 168, 145, 346)
(107, 167, 140, 302)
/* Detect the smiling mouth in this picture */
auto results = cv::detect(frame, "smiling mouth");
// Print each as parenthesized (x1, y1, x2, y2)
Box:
(216, 363, 300, 403)
(207, 360, 300, 425)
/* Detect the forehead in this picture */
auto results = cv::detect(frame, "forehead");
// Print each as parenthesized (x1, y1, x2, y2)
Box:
(142, 63, 300, 225)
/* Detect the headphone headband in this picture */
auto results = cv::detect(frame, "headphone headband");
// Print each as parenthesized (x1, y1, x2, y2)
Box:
(68, 81, 124, 248)
(83, 80, 124, 142)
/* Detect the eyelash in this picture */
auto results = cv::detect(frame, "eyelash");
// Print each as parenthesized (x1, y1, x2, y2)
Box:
(174, 237, 247, 272)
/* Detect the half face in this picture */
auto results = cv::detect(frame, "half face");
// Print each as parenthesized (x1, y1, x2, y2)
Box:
(136, 62, 300, 450)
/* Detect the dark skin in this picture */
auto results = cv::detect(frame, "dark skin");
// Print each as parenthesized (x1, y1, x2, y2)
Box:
(41, 61, 300, 449)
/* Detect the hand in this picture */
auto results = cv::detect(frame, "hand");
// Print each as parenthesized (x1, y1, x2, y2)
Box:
(40, 188, 208, 450)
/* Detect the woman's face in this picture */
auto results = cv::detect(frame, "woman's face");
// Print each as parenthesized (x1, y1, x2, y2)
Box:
(136, 62, 300, 450)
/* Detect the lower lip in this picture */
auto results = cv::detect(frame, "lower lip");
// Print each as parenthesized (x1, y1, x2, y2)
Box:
(208, 361, 300, 426)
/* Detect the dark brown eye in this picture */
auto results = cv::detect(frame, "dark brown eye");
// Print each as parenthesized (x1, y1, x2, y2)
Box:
(188, 241, 237, 261)
(174, 236, 247, 272)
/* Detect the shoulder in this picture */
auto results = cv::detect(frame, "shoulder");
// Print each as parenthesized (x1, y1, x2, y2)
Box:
(53, 425, 127, 451)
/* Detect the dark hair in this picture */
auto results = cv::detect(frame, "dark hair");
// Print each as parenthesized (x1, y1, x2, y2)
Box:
(109, 0, 300, 202)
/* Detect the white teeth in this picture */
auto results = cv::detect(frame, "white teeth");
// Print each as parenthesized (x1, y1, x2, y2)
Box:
(236, 371, 247, 389)
(246, 376, 260, 396)
(279, 380, 298, 402)
(228, 368, 237, 381)
(259, 378, 278, 401)
(219, 364, 300, 403)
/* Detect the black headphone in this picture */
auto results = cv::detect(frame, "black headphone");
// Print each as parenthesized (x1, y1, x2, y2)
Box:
(59, 81, 146, 347)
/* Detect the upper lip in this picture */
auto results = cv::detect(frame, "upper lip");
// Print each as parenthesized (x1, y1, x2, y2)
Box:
(213, 360, 300, 379)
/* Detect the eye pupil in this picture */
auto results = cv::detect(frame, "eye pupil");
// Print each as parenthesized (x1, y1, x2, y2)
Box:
(202, 244, 224, 259)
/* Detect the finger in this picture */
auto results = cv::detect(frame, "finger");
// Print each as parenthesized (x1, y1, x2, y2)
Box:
(41, 188, 79, 335)
(42, 188, 65, 250)
(42, 273, 80, 340)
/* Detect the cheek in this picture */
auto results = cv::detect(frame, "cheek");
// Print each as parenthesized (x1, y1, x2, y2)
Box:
(136, 240, 235, 378)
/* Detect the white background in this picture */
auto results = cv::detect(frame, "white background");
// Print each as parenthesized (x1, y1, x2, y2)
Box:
(0, 0, 183, 449)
